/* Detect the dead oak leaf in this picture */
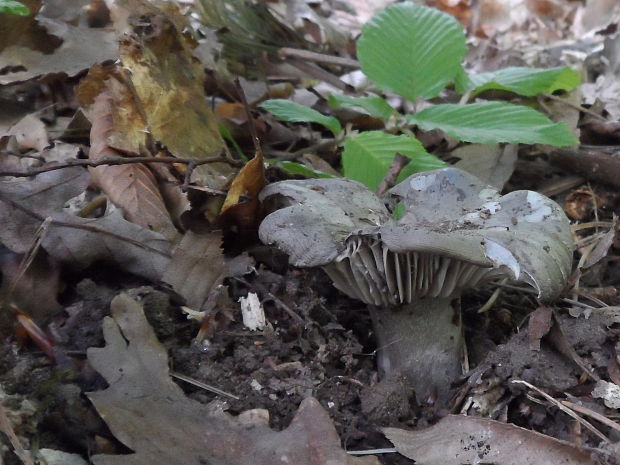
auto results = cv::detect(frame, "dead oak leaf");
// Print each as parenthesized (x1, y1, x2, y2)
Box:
(87, 294, 379, 465)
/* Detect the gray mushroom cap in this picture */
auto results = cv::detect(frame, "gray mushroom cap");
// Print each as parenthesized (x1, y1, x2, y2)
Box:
(259, 167, 573, 306)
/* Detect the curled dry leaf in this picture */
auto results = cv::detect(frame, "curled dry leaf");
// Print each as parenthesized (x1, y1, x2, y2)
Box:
(89, 89, 178, 241)
(219, 152, 266, 230)
(0, 167, 170, 281)
(87, 294, 378, 465)
(384, 415, 595, 465)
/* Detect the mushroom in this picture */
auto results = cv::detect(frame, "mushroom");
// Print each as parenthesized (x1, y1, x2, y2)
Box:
(258, 167, 573, 404)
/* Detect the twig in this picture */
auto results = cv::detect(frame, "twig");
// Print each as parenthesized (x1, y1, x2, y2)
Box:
(289, 58, 352, 92)
(542, 93, 607, 121)
(171, 371, 240, 400)
(548, 148, 620, 189)
(265, 138, 338, 161)
(278, 47, 360, 68)
(571, 221, 614, 232)
(376, 153, 411, 195)
(512, 379, 610, 443)
(235, 77, 262, 159)
(347, 448, 397, 456)
(0, 195, 171, 257)
(181, 161, 197, 192)
(0, 155, 242, 178)
(458, 88, 473, 105)
(561, 400, 620, 435)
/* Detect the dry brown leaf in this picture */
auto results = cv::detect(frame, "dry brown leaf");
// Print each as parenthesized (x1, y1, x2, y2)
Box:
(428, 0, 472, 27)
(221, 153, 266, 212)
(0, 17, 117, 85)
(384, 415, 595, 465)
(89, 89, 178, 241)
(87, 294, 379, 465)
(162, 231, 253, 310)
(219, 152, 266, 231)
(0, 167, 171, 281)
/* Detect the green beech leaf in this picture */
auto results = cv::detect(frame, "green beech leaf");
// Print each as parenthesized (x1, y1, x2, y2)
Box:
(260, 99, 342, 135)
(341, 131, 446, 190)
(357, 3, 467, 100)
(0, 0, 30, 15)
(328, 94, 395, 121)
(407, 102, 578, 146)
(278, 161, 335, 179)
(456, 66, 580, 97)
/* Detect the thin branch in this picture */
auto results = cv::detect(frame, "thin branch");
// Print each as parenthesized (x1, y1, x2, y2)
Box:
(235, 78, 262, 159)
(376, 152, 411, 195)
(548, 148, 620, 189)
(264, 138, 338, 161)
(278, 47, 360, 68)
(560, 400, 620, 435)
(289, 58, 352, 92)
(541, 93, 607, 121)
(171, 371, 240, 400)
(0, 155, 242, 178)
(512, 379, 610, 443)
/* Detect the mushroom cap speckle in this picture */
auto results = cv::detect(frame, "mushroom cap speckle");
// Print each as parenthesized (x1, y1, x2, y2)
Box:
(259, 168, 573, 305)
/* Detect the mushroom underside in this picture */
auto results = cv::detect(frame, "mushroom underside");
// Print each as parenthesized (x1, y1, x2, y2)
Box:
(323, 236, 508, 307)
(323, 236, 511, 404)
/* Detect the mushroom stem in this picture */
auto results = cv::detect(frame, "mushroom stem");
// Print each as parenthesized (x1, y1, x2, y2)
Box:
(368, 297, 463, 405)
